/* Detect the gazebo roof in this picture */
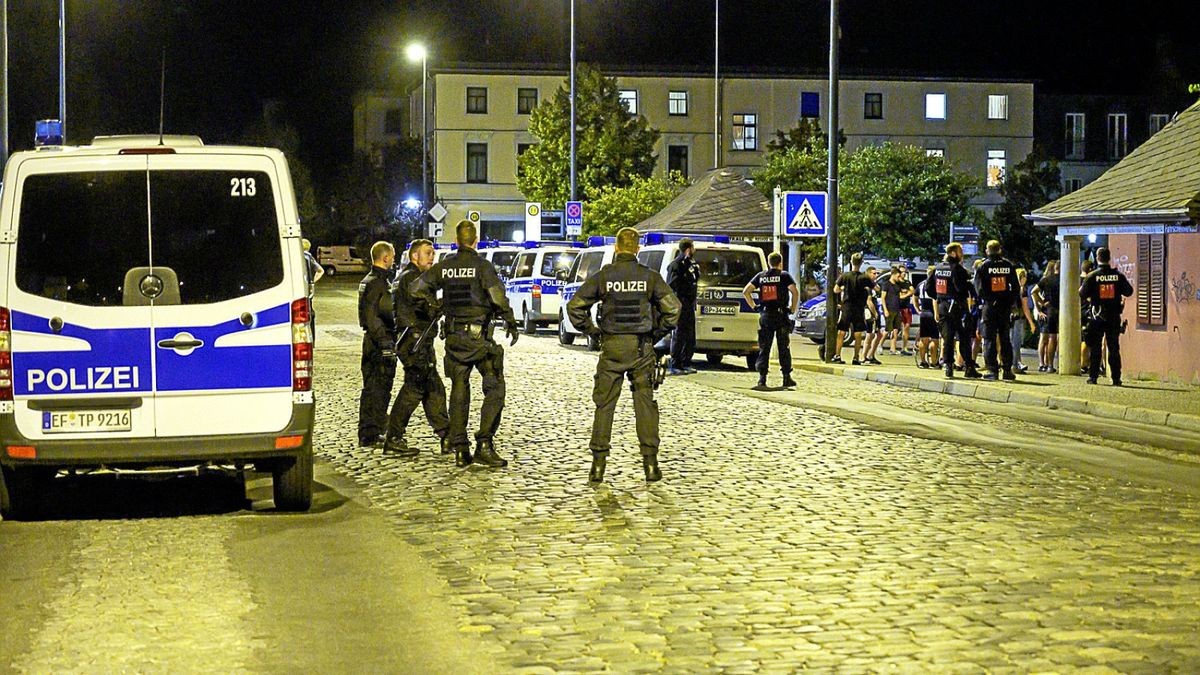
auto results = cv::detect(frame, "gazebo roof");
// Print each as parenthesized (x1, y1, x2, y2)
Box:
(636, 169, 774, 239)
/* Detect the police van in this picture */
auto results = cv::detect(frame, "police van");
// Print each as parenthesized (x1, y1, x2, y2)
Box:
(638, 233, 767, 369)
(477, 240, 524, 281)
(504, 242, 581, 334)
(0, 135, 315, 519)
(558, 236, 617, 350)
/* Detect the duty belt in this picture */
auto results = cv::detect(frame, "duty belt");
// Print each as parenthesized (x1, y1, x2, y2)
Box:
(446, 317, 488, 339)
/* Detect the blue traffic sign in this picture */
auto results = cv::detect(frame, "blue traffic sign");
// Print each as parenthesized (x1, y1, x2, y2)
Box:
(565, 200, 584, 236)
(783, 191, 827, 237)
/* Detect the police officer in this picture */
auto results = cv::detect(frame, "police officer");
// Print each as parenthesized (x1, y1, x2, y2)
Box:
(743, 251, 799, 390)
(412, 220, 519, 468)
(567, 227, 681, 483)
(974, 239, 1021, 381)
(358, 241, 397, 447)
(1079, 247, 1134, 386)
(383, 239, 450, 456)
(666, 238, 700, 375)
(933, 242, 981, 379)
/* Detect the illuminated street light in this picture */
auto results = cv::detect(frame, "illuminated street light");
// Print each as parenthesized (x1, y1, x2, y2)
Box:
(403, 197, 421, 210)
(406, 42, 429, 239)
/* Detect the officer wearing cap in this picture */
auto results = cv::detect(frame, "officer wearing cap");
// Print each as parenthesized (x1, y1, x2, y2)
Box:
(383, 239, 450, 457)
(974, 239, 1021, 381)
(412, 220, 519, 468)
(358, 241, 398, 447)
(567, 227, 681, 483)
(1079, 247, 1133, 386)
(743, 251, 799, 390)
(933, 242, 981, 379)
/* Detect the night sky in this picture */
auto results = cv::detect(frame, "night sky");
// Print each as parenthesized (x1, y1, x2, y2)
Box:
(6, 0, 1199, 186)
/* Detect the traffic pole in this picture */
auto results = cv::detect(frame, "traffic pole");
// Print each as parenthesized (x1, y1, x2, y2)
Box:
(823, 0, 840, 358)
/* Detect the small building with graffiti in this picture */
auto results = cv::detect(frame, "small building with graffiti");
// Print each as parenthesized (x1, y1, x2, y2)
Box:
(1029, 98, 1200, 384)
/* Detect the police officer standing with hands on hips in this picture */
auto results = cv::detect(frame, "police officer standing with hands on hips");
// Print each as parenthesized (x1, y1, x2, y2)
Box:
(666, 238, 700, 375)
(567, 227, 681, 484)
(357, 241, 398, 448)
(1079, 247, 1134, 386)
(743, 251, 799, 390)
(412, 220, 519, 468)
(974, 239, 1021, 381)
(933, 242, 981, 379)
(383, 239, 450, 457)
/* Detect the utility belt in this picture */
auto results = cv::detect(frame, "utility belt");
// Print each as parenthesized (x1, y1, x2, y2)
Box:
(762, 304, 789, 314)
(445, 316, 492, 340)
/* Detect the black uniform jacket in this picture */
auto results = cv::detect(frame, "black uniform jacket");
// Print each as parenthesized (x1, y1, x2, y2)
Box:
(567, 252, 682, 337)
(411, 246, 516, 327)
(359, 265, 396, 351)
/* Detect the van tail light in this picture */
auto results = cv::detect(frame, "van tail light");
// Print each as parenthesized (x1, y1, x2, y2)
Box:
(0, 307, 12, 401)
(291, 299, 313, 392)
(531, 284, 542, 300)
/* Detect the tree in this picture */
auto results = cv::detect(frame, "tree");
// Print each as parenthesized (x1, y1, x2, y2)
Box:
(323, 139, 424, 248)
(518, 64, 660, 208)
(766, 117, 845, 153)
(583, 172, 690, 236)
(986, 145, 1062, 268)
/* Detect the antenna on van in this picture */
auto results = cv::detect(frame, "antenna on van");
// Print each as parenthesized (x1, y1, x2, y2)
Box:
(158, 48, 167, 145)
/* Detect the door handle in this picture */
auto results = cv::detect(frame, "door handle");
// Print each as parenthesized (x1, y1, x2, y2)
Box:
(157, 338, 203, 349)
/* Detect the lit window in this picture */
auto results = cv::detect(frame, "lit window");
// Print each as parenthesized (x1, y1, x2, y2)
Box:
(618, 89, 639, 115)
(732, 114, 757, 150)
(864, 93, 883, 120)
(988, 95, 1008, 120)
(925, 148, 945, 158)
(669, 91, 689, 116)
(1149, 113, 1170, 136)
(800, 92, 820, 119)
(986, 149, 1006, 187)
(1107, 113, 1128, 160)
(668, 145, 689, 179)
(925, 93, 947, 120)
(1065, 113, 1086, 160)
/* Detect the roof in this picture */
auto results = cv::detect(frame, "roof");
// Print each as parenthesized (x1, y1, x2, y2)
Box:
(635, 168, 773, 238)
(1029, 97, 1200, 226)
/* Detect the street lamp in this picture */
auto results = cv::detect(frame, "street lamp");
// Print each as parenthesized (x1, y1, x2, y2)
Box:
(569, 0, 576, 201)
(406, 42, 428, 238)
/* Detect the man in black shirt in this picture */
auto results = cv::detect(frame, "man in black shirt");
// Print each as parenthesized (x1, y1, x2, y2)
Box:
(666, 239, 700, 375)
(357, 241, 398, 447)
(831, 252, 876, 365)
(1079, 247, 1134, 386)
(744, 251, 799, 389)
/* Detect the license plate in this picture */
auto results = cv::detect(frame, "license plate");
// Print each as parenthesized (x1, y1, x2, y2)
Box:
(701, 305, 737, 316)
(42, 410, 132, 433)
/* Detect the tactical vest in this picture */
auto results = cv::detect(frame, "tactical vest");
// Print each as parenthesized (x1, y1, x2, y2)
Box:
(757, 272, 790, 310)
(1089, 270, 1125, 316)
(596, 261, 656, 335)
(358, 267, 394, 332)
(980, 258, 1013, 302)
(933, 263, 956, 301)
(439, 250, 494, 322)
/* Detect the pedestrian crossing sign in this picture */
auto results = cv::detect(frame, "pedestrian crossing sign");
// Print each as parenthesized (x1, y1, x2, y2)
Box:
(782, 191, 827, 237)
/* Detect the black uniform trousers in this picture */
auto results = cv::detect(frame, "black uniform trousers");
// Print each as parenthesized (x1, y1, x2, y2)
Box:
(980, 304, 1014, 373)
(358, 335, 396, 443)
(1084, 318, 1123, 383)
(671, 301, 697, 369)
(590, 334, 660, 456)
(386, 337, 449, 441)
(756, 308, 793, 376)
(937, 303, 972, 370)
(444, 324, 506, 448)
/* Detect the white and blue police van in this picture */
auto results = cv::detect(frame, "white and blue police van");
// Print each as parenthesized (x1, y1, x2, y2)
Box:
(638, 233, 767, 370)
(558, 236, 617, 350)
(504, 242, 582, 334)
(477, 240, 524, 281)
(0, 134, 315, 519)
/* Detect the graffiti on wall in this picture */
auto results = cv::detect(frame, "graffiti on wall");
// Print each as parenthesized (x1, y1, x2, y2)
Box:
(1113, 253, 1135, 277)
(1171, 271, 1196, 303)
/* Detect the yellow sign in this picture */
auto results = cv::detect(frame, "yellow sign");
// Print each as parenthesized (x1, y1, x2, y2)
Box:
(527, 204, 540, 217)
(468, 210, 480, 223)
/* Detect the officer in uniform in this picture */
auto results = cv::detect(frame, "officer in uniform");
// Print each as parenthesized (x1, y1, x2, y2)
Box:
(974, 239, 1021, 380)
(933, 242, 981, 379)
(411, 220, 519, 468)
(567, 227, 681, 483)
(1079, 247, 1134, 386)
(666, 238, 700, 375)
(743, 251, 799, 390)
(358, 241, 398, 447)
(383, 239, 450, 456)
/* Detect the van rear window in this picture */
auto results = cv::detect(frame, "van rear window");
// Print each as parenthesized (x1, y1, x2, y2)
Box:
(694, 249, 763, 288)
(16, 170, 283, 306)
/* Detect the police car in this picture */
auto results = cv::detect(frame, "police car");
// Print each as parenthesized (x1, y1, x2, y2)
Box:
(505, 242, 582, 334)
(558, 236, 617, 350)
(477, 240, 524, 281)
(0, 134, 315, 519)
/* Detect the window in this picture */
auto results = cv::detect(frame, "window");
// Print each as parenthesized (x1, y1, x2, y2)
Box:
(925, 148, 945, 158)
(986, 149, 1006, 187)
(1107, 113, 1128, 160)
(800, 92, 820, 118)
(517, 88, 538, 114)
(637, 250, 666, 272)
(1149, 113, 1171, 136)
(384, 108, 404, 134)
(987, 95, 1008, 120)
(693, 249, 764, 288)
(864, 93, 883, 120)
(618, 89, 638, 115)
(466, 87, 487, 114)
(1137, 234, 1166, 326)
(1064, 178, 1083, 193)
(512, 252, 535, 279)
(516, 143, 533, 177)
(669, 90, 689, 116)
(668, 145, 689, 179)
(466, 143, 488, 183)
(925, 93, 947, 120)
(541, 250, 578, 277)
(732, 113, 757, 150)
(1065, 113, 1086, 160)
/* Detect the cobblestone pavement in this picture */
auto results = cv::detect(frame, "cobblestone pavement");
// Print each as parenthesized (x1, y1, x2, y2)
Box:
(312, 324, 1200, 672)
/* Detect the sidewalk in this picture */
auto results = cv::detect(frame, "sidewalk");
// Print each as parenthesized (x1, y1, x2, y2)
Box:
(791, 341, 1200, 434)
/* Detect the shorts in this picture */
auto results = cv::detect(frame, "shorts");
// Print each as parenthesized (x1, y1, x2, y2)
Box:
(1039, 312, 1059, 335)
(919, 314, 939, 339)
(900, 307, 913, 325)
(837, 305, 869, 333)
(884, 311, 903, 332)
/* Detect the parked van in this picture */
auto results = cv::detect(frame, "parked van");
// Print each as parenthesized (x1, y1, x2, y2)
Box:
(558, 237, 617, 350)
(478, 241, 524, 281)
(316, 245, 369, 276)
(505, 242, 582, 334)
(0, 135, 315, 519)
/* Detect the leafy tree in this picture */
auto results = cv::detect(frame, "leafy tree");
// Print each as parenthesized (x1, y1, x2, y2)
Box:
(752, 134, 831, 278)
(323, 138, 424, 248)
(583, 172, 690, 236)
(986, 145, 1062, 268)
(766, 117, 845, 153)
(518, 64, 660, 208)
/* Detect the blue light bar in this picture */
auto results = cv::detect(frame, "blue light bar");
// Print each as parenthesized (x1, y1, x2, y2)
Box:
(586, 235, 617, 247)
(35, 119, 64, 147)
(641, 232, 731, 245)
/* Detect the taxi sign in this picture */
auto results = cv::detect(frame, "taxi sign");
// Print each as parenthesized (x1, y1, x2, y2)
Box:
(565, 200, 583, 236)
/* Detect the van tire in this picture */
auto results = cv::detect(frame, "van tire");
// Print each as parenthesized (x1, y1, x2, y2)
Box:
(0, 466, 43, 521)
(705, 353, 723, 365)
(523, 308, 537, 335)
(323, 266, 336, 277)
(272, 450, 313, 512)
(558, 314, 576, 345)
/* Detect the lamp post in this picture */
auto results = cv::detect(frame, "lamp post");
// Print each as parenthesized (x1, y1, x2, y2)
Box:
(569, 0, 576, 201)
(406, 43, 428, 238)
(58, 0, 65, 140)
(713, 0, 719, 170)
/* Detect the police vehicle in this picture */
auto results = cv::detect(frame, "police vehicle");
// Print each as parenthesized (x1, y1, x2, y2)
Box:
(477, 240, 524, 281)
(0, 134, 315, 519)
(638, 233, 767, 370)
(558, 236, 617, 350)
(505, 242, 582, 334)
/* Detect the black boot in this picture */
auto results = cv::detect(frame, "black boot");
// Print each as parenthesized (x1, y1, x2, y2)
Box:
(964, 367, 983, 379)
(473, 439, 508, 468)
(439, 435, 452, 454)
(454, 444, 473, 467)
(782, 374, 797, 387)
(643, 454, 662, 482)
(753, 376, 768, 390)
(1002, 369, 1016, 381)
(383, 435, 419, 457)
(589, 452, 607, 483)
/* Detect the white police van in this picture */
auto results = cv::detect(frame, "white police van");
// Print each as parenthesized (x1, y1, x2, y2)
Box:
(638, 233, 767, 370)
(558, 236, 617, 350)
(0, 134, 315, 519)
(505, 242, 581, 334)
(477, 240, 524, 281)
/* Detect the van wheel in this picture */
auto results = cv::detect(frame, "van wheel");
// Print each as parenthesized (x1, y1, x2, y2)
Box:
(272, 449, 313, 512)
(745, 354, 758, 371)
(323, 266, 336, 277)
(558, 314, 576, 345)
(586, 332, 601, 351)
(523, 308, 537, 335)
(1, 466, 45, 521)
(705, 353, 723, 365)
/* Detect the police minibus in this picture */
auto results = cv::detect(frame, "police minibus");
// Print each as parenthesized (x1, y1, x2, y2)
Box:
(558, 236, 617, 350)
(504, 242, 581, 334)
(477, 240, 524, 281)
(0, 134, 315, 519)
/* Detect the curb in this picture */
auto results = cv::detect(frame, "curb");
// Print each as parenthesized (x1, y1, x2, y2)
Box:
(795, 363, 1200, 434)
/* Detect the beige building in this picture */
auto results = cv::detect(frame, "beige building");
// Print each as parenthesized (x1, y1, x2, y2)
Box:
(355, 65, 1034, 241)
